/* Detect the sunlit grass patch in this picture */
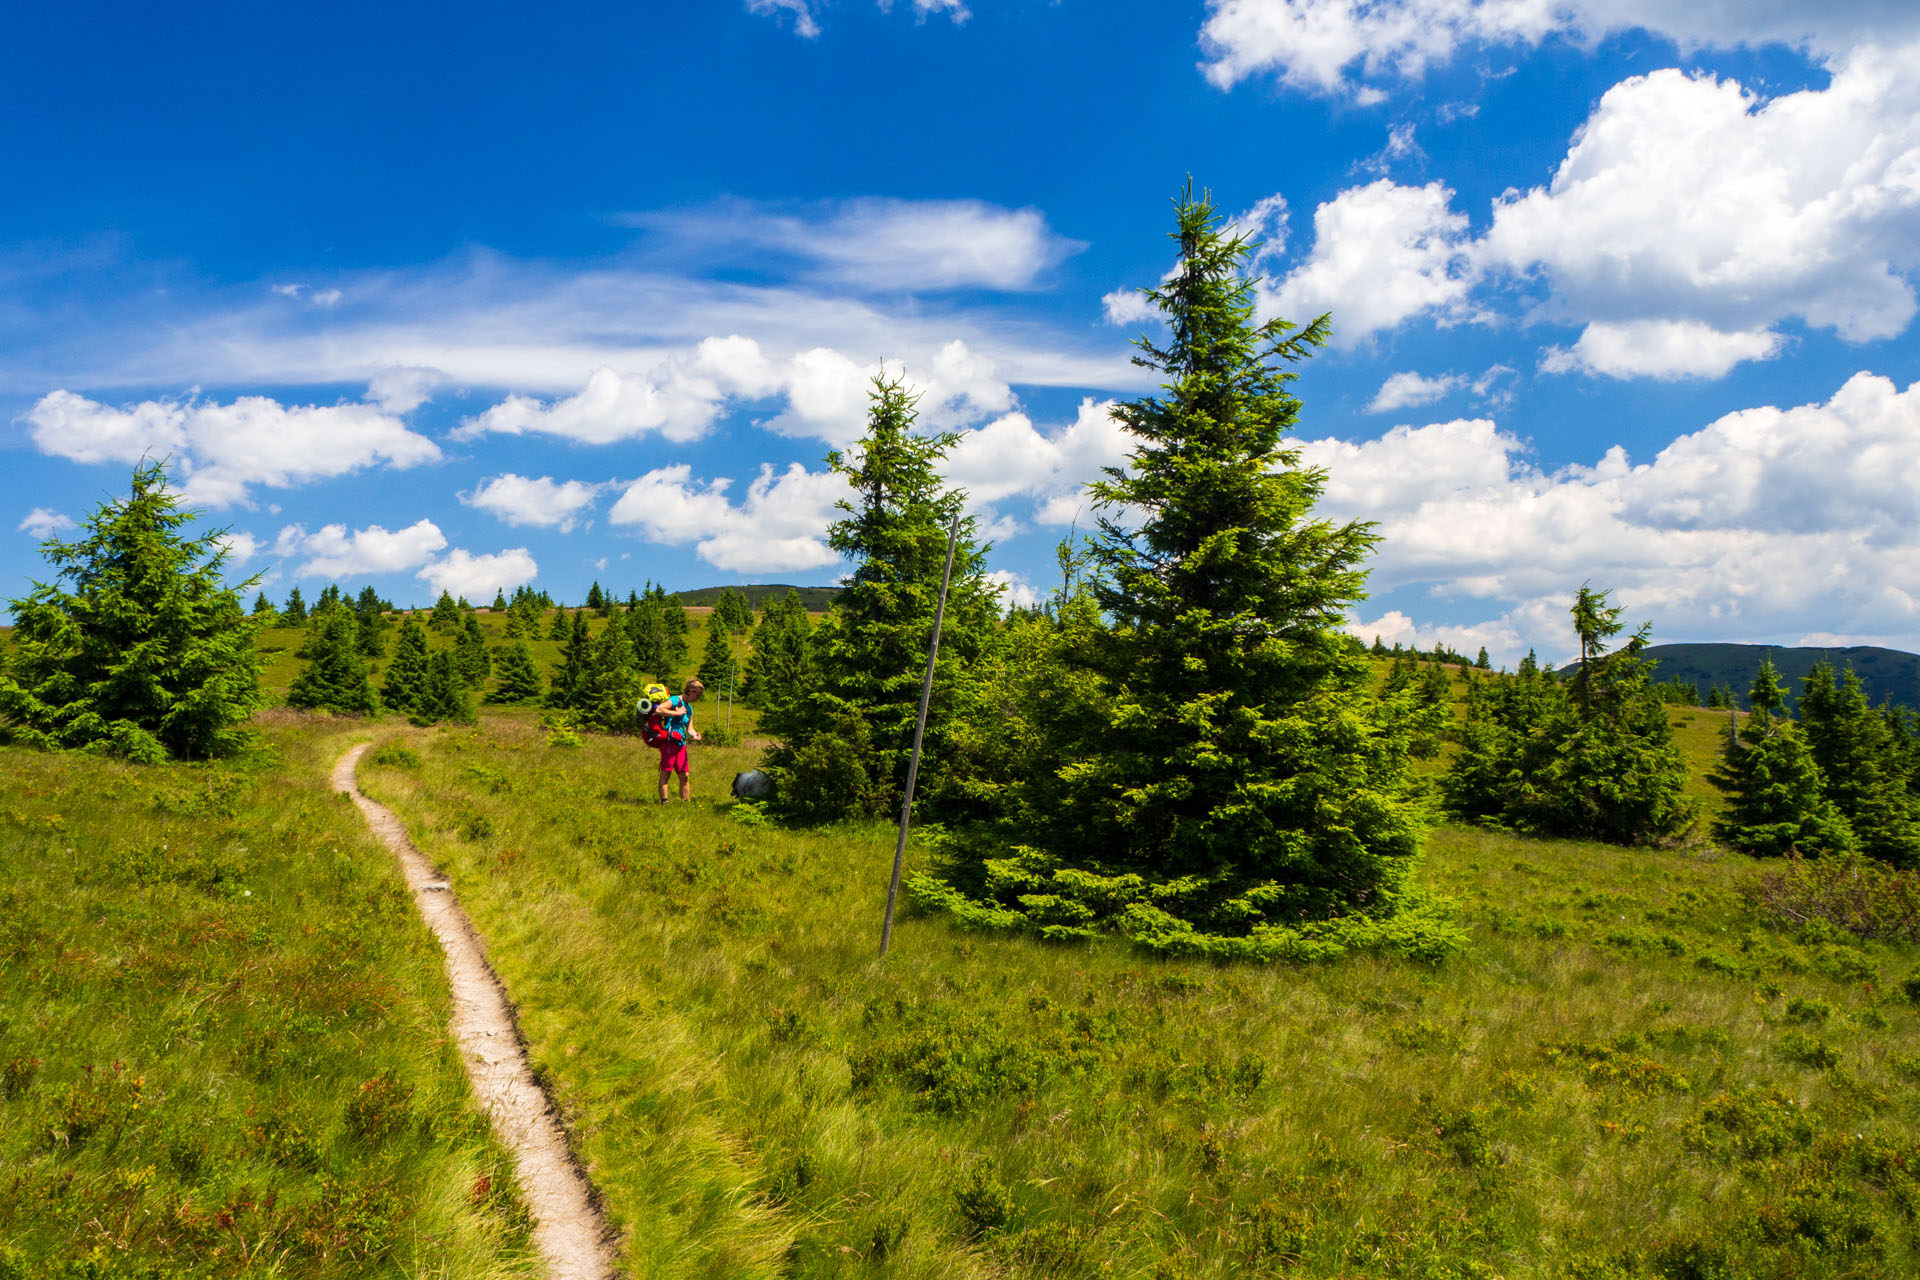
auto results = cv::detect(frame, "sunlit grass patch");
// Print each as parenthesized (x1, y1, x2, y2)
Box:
(0, 725, 539, 1277)
(355, 709, 1920, 1277)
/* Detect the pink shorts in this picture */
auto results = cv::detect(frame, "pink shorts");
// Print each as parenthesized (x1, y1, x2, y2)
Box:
(657, 744, 689, 775)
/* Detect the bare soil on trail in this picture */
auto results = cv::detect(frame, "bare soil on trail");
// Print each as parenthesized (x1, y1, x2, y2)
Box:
(333, 744, 615, 1280)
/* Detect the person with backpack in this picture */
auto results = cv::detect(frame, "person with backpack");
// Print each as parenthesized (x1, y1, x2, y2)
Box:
(641, 679, 704, 803)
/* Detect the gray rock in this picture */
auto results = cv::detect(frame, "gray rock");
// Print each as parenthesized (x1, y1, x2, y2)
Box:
(731, 769, 774, 800)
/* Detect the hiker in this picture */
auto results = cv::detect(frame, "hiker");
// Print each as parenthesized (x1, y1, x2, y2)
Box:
(644, 678, 704, 803)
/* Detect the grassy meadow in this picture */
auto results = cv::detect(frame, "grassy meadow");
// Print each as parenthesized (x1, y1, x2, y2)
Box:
(353, 698, 1920, 1279)
(6, 606, 1918, 1278)
(0, 719, 541, 1278)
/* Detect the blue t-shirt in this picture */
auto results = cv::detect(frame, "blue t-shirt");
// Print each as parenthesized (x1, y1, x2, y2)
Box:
(661, 696, 692, 742)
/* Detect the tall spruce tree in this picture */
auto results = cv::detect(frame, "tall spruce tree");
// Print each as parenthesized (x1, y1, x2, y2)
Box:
(287, 606, 379, 714)
(382, 617, 431, 716)
(659, 592, 691, 671)
(1798, 662, 1919, 866)
(743, 589, 811, 708)
(627, 592, 668, 682)
(760, 373, 997, 823)
(455, 615, 492, 689)
(283, 586, 308, 625)
(252, 591, 277, 621)
(487, 639, 545, 705)
(549, 610, 593, 709)
(697, 614, 738, 696)
(578, 613, 642, 732)
(916, 187, 1426, 954)
(0, 461, 263, 761)
(548, 606, 571, 642)
(490, 589, 508, 611)
(1709, 660, 1852, 857)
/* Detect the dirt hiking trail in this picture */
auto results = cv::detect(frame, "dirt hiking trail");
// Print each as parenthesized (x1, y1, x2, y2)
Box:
(333, 743, 615, 1280)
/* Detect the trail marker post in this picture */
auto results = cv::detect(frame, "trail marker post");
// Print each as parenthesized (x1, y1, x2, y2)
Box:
(880, 511, 962, 959)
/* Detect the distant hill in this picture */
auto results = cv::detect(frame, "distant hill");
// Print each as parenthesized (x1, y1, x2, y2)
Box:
(1641, 643, 1920, 711)
(675, 584, 843, 611)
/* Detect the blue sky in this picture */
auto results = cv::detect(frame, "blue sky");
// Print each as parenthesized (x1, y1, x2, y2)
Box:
(5, 1, 1919, 663)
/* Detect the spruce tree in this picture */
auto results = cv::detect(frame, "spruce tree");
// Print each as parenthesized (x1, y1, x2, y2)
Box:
(487, 640, 545, 705)
(548, 607, 571, 642)
(429, 590, 461, 633)
(1798, 662, 1919, 867)
(627, 593, 668, 682)
(490, 589, 508, 611)
(412, 649, 476, 726)
(502, 609, 525, 640)
(760, 373, 998, 823)
(287, 606, 379, 714)
(743, 589, 811, 708)
(586, 581, 607, 614)
(578, 613, 642, 732)
(919, 187, 1426, 952)
(1709, 660, 1852, 857)
(1443, 589, 1691, 844)
(715, 587, 755, 635)
(283, 586, 308, 626)
(383, 618, 431, 717)
(1475, 646, 1491, 670)
(252, 591, 278, 622)
(548, 610, 593, 709)
(455, 615, 492, 689)
(660, 592, 691, 671)
(698, 614, 738, 695)
(0, 461, 263, 761)
(355, 609, 387, 659)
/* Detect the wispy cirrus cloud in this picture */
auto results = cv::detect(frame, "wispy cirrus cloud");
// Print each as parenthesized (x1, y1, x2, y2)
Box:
(619, 196, 1081, 293)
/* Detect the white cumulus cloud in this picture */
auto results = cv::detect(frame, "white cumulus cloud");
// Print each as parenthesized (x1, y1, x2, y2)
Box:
(17, 508, 76, 539)
(1199, 0, 1920, 100)
(276, 519, 449, 580)
(461, 473, 608, 532)
(1368, 370, 1465, 412)
(417, 548, 539, 601)
(24, 390, 440, 507)
(1540, 320, 1786, 381)
(1302, 370, 1920, 662)
(1258, 179, 1475, 343)
(1478, 52, 1920, 366)
(607, 462, 848, 573)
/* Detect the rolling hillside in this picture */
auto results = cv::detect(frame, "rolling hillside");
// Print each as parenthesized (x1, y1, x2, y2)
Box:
(1644, 642, 1920, 710)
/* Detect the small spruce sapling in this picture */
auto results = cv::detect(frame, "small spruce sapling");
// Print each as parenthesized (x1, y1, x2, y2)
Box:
(455, 615, 492, 688)
(287, 607, 380, 715)
(383, 618, 432, 716)
(487, 639, 545, 705)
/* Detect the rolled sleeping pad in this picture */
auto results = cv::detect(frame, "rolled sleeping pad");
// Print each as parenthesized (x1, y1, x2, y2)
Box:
(636, 697, 655, 715)
(732, 769, 774, 800)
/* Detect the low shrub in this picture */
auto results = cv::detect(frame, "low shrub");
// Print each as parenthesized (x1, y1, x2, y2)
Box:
(365, 743, 421, 770)
(1742, 853, 1920, 944)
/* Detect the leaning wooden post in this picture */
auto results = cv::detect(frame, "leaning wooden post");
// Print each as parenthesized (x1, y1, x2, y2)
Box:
(881, 511, 963, 959)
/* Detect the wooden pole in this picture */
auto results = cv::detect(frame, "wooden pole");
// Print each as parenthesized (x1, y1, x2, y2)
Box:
(881, 512, 962, 959)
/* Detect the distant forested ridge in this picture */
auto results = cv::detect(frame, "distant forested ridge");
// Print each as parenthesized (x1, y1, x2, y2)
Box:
(1642, 643, 1920, 711)
(676, 584, 842, 611)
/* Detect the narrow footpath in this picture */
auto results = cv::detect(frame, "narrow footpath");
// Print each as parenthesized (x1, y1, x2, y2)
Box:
(332, 743, 615, 1280)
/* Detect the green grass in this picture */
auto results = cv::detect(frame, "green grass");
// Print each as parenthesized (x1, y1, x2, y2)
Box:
(357, 709, 1920, 1279)
(0, 717, 541, 1278)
